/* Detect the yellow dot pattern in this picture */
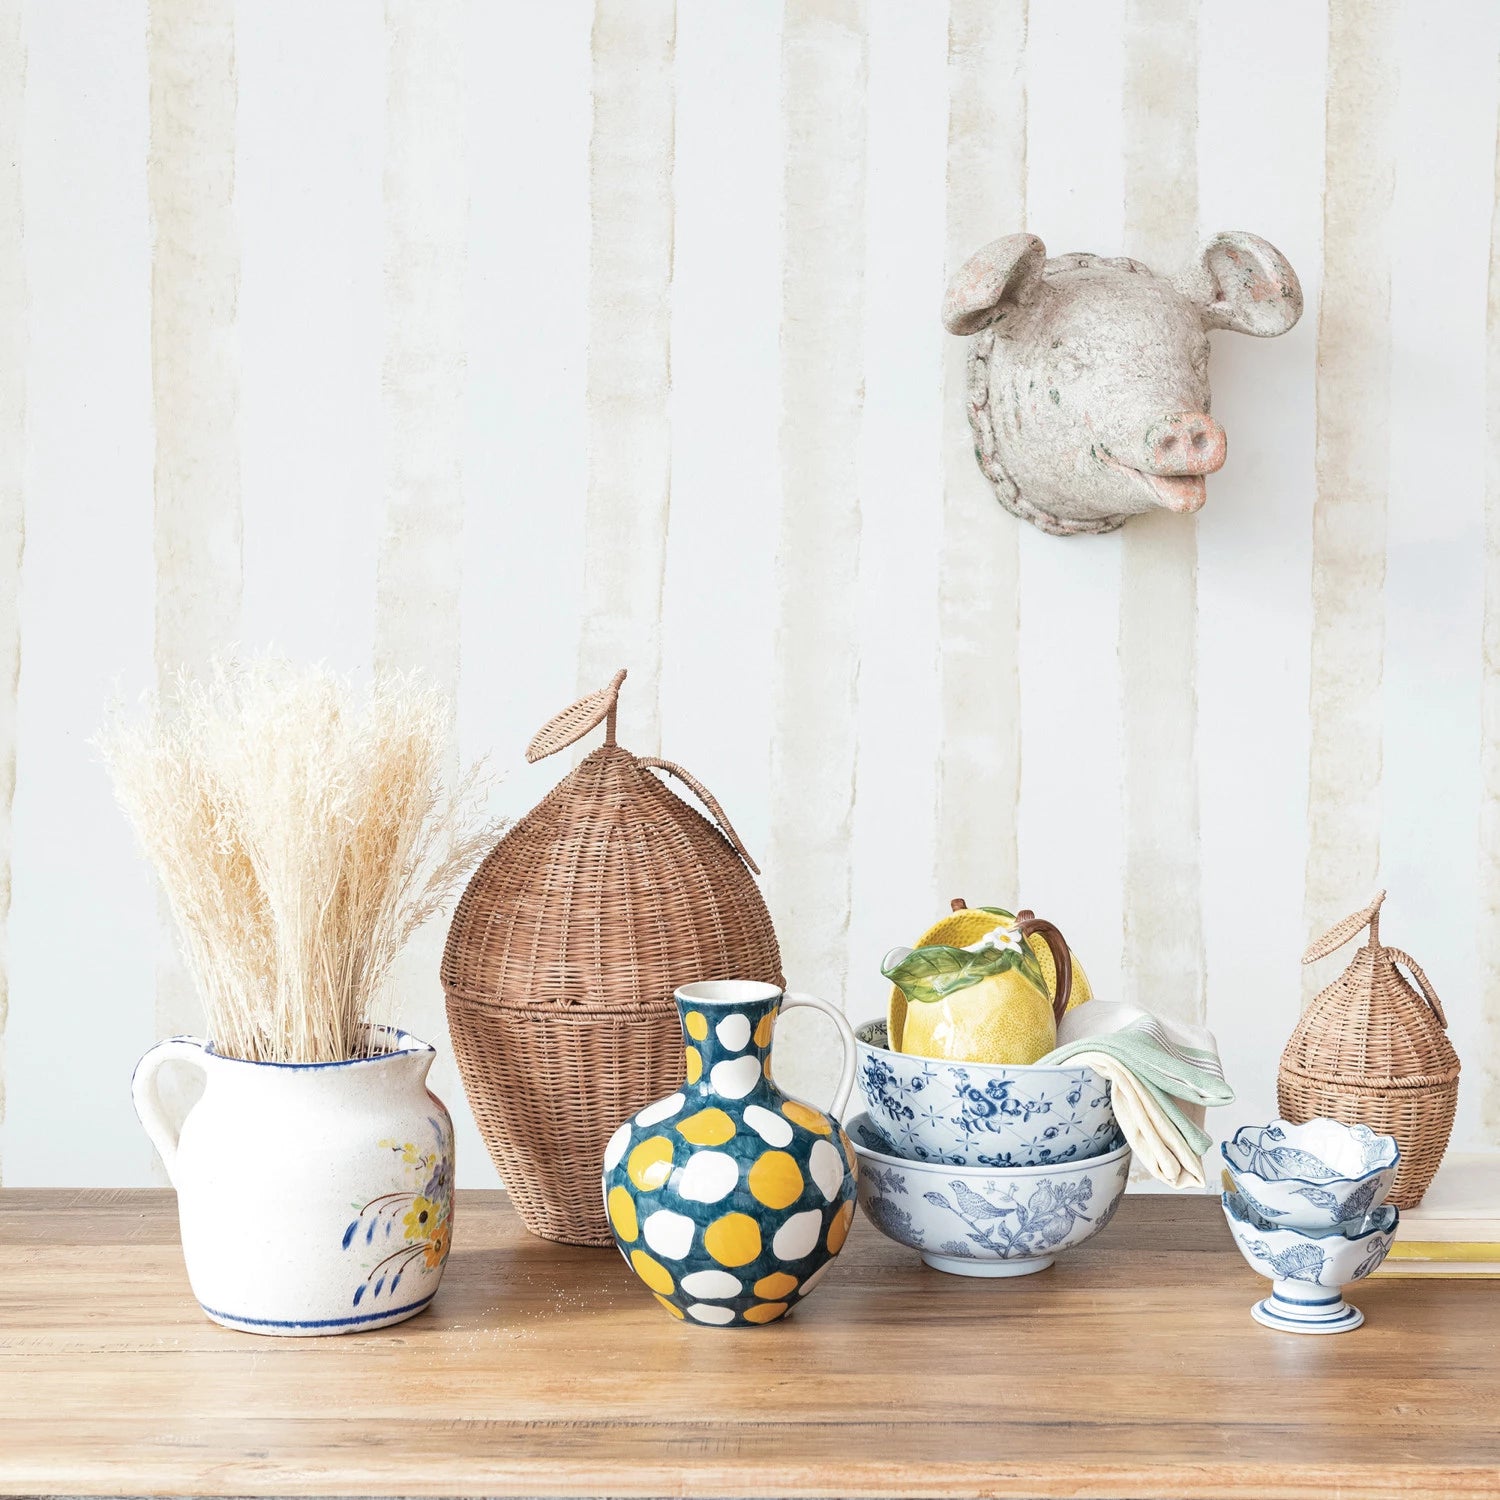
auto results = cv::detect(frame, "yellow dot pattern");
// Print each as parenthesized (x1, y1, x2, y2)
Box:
(607, 1186, 639, 1242)
(676, 1108, 736, 1146)
(627, 1136, 675, 1192)
(826, 1199, 855, 1254)
(781, 1100, 832, 1135)
(743, 1301, 789, 1324)
(704, 1212, 762, 1267)
(754, 1271, 799, 1299)
(747, 1150, 803, 1210)
(631, 1249, 675, 1294)
(604, 1002, 861, 1327)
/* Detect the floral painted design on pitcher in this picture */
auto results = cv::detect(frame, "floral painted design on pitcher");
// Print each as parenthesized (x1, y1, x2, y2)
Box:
(132, 1027, 455, 1336)
(601, 981, 859, 1327)
(343, 1123, 454, 1306)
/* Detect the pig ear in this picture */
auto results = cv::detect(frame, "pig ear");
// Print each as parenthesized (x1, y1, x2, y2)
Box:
(943, 234, 1048, 336)
(1180, 231, 1303, 337)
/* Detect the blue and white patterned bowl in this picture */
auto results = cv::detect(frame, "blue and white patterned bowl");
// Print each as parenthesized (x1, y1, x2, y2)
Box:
(1222, 1188, 1399, 1335)
(853, 1020, 1116, 1168)
(848, 1111, 1131, 1277)
(1220, 1118, 1399, 1231)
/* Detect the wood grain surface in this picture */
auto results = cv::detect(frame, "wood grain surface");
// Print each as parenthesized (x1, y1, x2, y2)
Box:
(1, 1189, 1497, 1498)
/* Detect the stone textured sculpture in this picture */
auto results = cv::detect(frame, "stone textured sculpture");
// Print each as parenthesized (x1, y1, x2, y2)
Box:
(943, 232, 1302, 536)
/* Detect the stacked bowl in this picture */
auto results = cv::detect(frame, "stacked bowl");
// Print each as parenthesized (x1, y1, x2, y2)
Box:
(847, 1020, 1131, 1277)
(1220, 1117, 1400, 1334)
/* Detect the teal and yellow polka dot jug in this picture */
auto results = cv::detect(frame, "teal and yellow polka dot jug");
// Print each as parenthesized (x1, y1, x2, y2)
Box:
(602, 980, 858, 1326)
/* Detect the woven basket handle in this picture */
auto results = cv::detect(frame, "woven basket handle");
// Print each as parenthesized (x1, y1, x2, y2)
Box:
(637, 757, 761, 876)
(1384, 947, 1449, 1030)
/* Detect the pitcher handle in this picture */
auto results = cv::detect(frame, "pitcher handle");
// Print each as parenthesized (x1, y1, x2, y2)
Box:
(1015, 910, 1074, 1024)
(130, 1037, 208, 1184)
(777, 992, 857, 1121)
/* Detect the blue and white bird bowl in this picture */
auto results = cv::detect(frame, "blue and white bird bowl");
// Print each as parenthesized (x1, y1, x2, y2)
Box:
(853, 1020, 1116, 1168)
(849, 1111, 1130, 1277)
(1222, 1187, 1399, 1335)
(1220, 1118, 1399, 1231)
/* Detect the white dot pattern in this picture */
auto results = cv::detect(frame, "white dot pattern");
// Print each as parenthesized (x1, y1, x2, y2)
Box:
(743, 1104, 793, 1147)
(716, 1013, 752, 1051)
(808, 1139, 844, 1201)
(710, 1055, 761, 1099)
(676, 1150, 739, 1204)
(642, 1209, 696, 1260)
(686, 1303, 735, 1325)
(772, 1208, 823, 1261)
(680, 1269, 742, 1299)
(635, 1092, 685, 1127)
(602, 1122, 631, 1172)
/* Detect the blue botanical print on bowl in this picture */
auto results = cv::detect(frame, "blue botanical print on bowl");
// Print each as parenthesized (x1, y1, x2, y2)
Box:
(1351, 1234, 1395, 1282)
(1220, 1118, 1399, 1232)
(849, 1110, 1131, 1276)
(342, 1118, 454, 1306)
(854, 1021, 1115, 1167)
(1222, 1189, 1398, 1289)
(1239, 1236, 1327, 1283)
(1286, 1175, 1383, 1224)
(1225, 1119, 1397, 1182)
(860, 1051, 915, 1123)
(921, 1174, 1096, 1259)
(862, 1162, 925, 1247)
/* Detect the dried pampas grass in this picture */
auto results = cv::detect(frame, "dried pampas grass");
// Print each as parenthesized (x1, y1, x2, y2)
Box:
(97, 657, 499, 1064)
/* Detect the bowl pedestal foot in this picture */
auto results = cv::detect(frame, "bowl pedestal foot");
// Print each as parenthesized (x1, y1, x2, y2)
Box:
(1251, 1281, 1363, 1335)
(921, 1252, 1054, 1278)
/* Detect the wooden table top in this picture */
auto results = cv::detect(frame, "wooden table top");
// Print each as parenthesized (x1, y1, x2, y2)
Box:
(2, 1189, 1498, 1498)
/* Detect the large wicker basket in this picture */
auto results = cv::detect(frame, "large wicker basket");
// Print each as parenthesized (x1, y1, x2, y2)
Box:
(1279, 892, 1459, 1208)
(442, 670, 784, 1245)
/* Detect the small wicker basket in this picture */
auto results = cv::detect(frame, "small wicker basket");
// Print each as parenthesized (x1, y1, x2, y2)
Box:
(441, 670, 784, 1245)
(1279, 892, 1459, 1208)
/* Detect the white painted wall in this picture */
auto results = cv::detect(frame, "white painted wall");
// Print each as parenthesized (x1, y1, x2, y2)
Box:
(3, 0, 1498, 1187)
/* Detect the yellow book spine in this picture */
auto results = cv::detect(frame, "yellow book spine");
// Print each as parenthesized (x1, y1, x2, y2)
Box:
(1385, 1241, 1500, 1262)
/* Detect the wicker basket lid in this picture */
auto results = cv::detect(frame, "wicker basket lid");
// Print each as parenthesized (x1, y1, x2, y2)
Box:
(441, 670, 784, 1012)
(1282, 892, 1460, 1088)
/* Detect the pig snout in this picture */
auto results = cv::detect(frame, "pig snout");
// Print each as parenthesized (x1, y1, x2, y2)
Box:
(1147, 413, 1226, 476)
(1103, 411, 1226, 515)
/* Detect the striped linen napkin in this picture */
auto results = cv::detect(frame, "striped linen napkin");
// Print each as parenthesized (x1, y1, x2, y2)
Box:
(1040, 1000, 1235, 1190)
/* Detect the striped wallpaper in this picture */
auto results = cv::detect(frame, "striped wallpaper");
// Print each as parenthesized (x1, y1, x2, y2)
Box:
(2, 0, 1498, 1187)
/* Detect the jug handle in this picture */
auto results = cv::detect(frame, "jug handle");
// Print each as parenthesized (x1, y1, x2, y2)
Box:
(131, 1037, 208, 1183)
(1015, 910, 1073, 1024)
(1384, 948, 1448, 1029)
(778, 991, 857, 1121)
(638, 758, 760, 875)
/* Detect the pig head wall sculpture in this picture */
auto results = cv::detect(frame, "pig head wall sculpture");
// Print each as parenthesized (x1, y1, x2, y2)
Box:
(943, 231, 1302, 536)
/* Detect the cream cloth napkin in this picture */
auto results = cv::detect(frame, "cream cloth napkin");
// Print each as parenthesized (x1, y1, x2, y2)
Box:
(1041, 1000, 1235, 1190)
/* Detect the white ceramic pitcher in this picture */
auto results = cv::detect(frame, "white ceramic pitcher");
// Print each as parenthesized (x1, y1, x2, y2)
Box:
(132, 1027, 454, 1335)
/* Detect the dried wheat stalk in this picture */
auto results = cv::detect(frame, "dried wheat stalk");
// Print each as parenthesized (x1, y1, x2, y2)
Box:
(96, 657, 499, 1063)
